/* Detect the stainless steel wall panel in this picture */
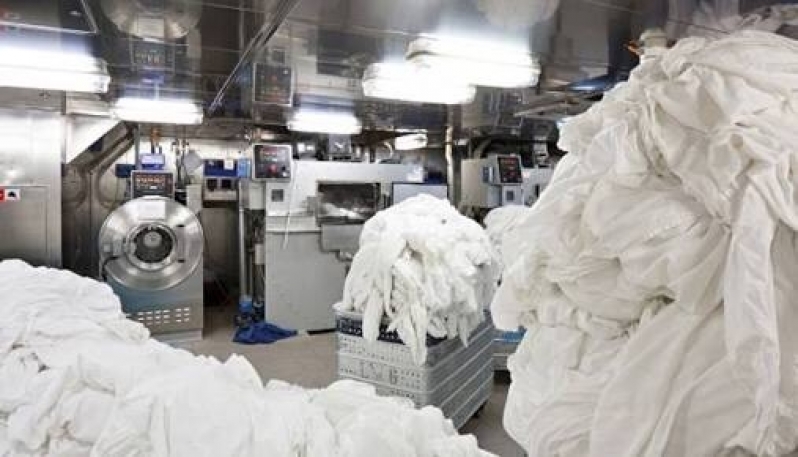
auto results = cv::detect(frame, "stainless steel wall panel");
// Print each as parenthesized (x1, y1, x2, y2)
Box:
(0, 109, 62, 267)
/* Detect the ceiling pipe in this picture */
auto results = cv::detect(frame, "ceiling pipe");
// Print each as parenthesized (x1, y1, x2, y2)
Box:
(208, 0, 301, 115)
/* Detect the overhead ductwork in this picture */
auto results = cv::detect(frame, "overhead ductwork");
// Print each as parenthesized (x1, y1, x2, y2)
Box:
(100, 0, 201, 41)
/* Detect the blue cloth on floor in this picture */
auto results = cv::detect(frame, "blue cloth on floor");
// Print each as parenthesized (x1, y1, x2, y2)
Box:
(234, 321, 297, 344)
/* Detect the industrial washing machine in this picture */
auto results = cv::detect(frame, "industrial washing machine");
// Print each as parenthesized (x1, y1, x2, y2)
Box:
(99, 196, 204, 342)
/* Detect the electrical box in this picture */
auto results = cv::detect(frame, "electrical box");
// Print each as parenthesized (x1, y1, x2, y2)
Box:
(131, 170, 175, 199)
(252, 144, 292, 180)
(460, 155, 524, 208)
(203, 159, 238, 177)
(202, 159, 238, 202)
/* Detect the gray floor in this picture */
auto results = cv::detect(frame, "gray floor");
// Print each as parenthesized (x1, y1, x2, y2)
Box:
(189, 306, 524, 456)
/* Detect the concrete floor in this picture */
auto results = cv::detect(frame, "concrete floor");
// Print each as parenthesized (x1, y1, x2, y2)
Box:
(189, 306, 524, 456)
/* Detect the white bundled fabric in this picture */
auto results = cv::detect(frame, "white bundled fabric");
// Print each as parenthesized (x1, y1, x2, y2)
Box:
(0, 259, 493, 457)
(674, 0, 798, 38)
(483, 206, 534, 271)
(339, 195, 499, 364)
(495, 31, 798, 457)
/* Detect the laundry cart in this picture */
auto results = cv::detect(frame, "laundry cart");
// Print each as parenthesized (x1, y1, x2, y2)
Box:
(494, 328, 526, 371)
(335, 311, 494, 429)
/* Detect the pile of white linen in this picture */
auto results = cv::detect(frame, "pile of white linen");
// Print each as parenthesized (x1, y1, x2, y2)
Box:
(338, 195, 499, 364)
(0, 259, 493, 457)
(483, 206, 534, 272)
(670, 0, 798, 38)
(494, 31, 798, 457)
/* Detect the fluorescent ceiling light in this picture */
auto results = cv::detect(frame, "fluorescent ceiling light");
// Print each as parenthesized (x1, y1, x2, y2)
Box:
(288, 110, 362, 135)
(362, 62, 475, 105)
(407, 36, 540, 88)
(0, 45, 110, 93)
(395, 133, 428, 150)
(112, 97, 204, 125)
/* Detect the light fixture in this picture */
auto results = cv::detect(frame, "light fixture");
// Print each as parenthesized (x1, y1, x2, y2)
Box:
(288, 110, 362, 135)
(407, 36, 540, 88)
(111, 97, 204, 125)
(0, 45, 110, 93)
(362, 62, 476, 105)
(395, 133, 428, 150)
(362, 62, 475, 105)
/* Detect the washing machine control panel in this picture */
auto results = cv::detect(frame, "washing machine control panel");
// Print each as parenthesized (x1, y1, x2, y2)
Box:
(131, 171, 175, 198)
(252, 144, 291, 180)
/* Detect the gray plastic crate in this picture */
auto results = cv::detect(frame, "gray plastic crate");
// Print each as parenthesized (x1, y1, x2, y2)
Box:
(336, 311, 494, 427)
(449, 375, 493, 429)
(347, 340, 494, 406)
(437, 363, 493, 418)
(494, 339, 519, 371)
(336, 310, 491, 366)
(337, 323, 493, 392)
(493, 328, 524, 371)
(342, 350, 493, 429)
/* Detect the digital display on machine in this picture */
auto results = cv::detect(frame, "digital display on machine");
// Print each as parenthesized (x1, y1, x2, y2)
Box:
(139, 153, 166, 170)
(496, 156, 523, 184)
(252, 144, 292, 180)
(131, 171, 175, 199)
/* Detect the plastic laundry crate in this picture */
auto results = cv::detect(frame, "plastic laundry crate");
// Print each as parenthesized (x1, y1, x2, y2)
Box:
(449, 373, 493, 429)
(494, 328, 525, 371)
(335, 310, 494, 428)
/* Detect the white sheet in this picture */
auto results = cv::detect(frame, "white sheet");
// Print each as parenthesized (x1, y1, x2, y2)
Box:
(338, 195, 499, 364)
(495, 31, 798, 457)
(0, 259, 493, 457)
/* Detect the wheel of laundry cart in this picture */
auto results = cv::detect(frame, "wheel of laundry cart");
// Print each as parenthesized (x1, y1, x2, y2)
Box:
(98, 196, 204, 291)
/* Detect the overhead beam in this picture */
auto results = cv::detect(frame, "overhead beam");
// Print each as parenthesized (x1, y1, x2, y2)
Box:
(208, 0, 302, 115)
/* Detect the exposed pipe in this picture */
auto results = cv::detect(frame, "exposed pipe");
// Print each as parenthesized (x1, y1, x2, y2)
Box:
(208, 0, 301, 115)
(381, 140, 395, 161)
(133, 124, 141, 170)
(445, 125, 455, 205)
(237, 180, 250, 302)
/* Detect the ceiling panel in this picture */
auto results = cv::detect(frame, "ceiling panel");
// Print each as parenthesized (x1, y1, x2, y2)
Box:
(4, 0, 798, 131)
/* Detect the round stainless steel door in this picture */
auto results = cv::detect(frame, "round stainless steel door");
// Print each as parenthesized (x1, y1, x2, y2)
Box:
(99, 196, 204, 291)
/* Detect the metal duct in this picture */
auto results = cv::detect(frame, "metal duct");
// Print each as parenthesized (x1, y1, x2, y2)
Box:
(100, 0, 201, 40)
(563, 0, 639, 92)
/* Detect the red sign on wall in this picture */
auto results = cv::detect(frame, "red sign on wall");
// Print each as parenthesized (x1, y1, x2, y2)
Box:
(0, 189, 5, 202)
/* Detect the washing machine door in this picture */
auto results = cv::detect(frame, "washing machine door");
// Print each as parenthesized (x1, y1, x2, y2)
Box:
(99, 196, 204, 291)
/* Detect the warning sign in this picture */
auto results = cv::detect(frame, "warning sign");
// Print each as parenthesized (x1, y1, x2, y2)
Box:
(0, 188, 21, 202)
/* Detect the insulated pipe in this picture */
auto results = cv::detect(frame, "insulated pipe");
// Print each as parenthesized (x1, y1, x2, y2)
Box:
(133, 124, 141, 170)
(445, 125, 455, 205)
(237, 179, 250, 301)
(382, 140, 395, 161)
